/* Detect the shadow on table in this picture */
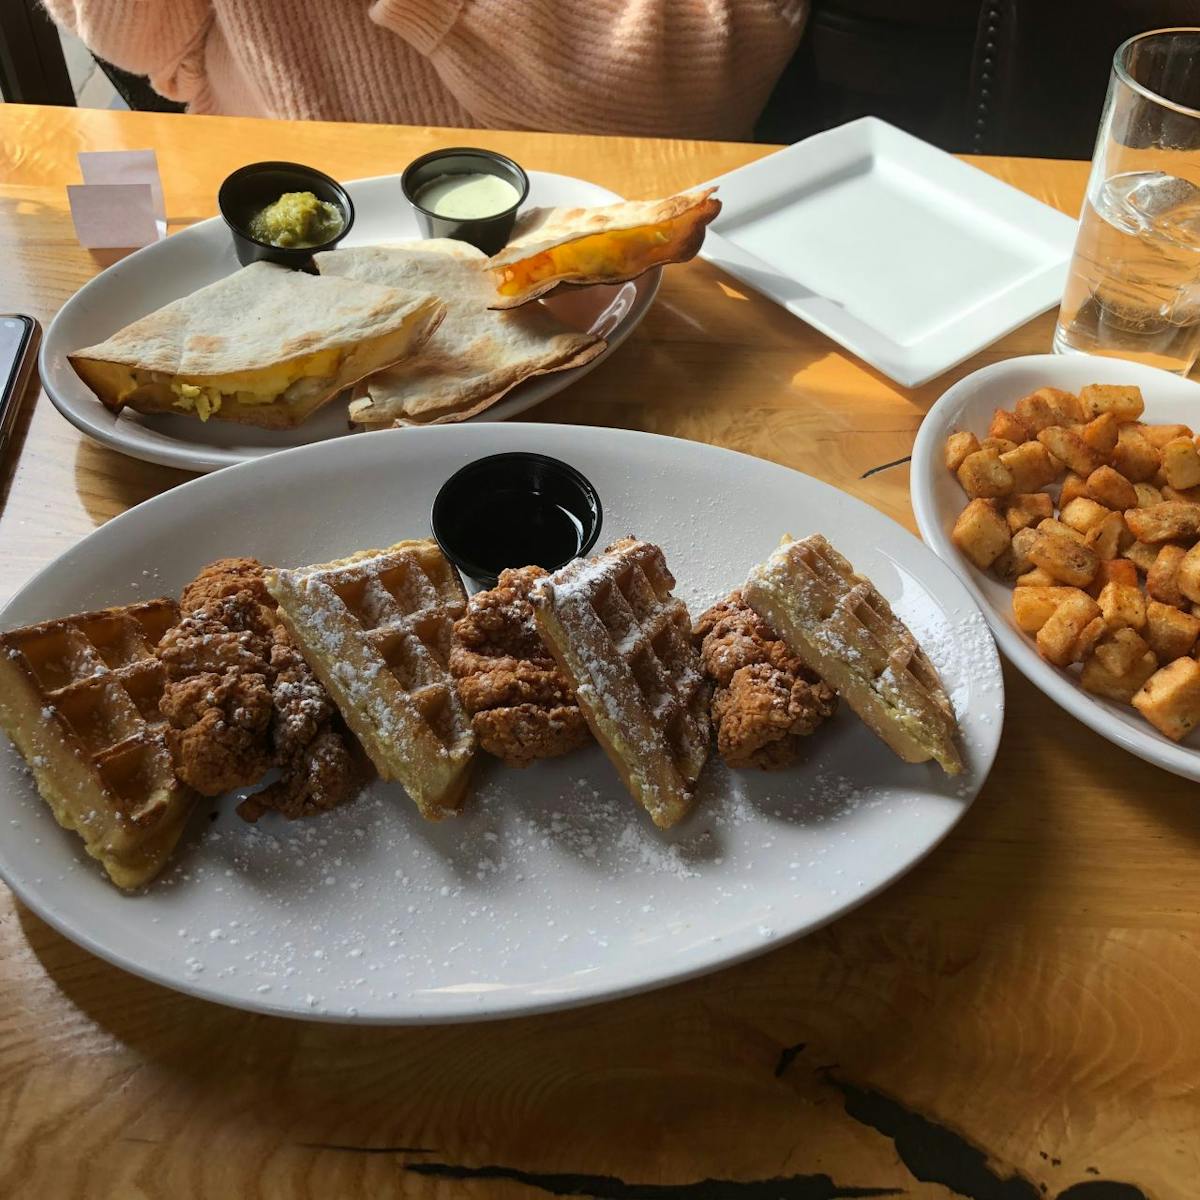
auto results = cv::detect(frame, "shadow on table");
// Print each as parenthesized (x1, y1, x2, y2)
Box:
(72, 432, 194, 527)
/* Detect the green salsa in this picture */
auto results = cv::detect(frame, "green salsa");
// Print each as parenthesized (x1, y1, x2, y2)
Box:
(248, 191, 344, 248)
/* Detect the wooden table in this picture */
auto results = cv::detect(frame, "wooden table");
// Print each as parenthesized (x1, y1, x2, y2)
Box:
(0, 104, 1195, 1200)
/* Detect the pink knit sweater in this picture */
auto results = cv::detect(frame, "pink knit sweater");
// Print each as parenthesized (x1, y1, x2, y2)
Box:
(44, 0, 808, 140)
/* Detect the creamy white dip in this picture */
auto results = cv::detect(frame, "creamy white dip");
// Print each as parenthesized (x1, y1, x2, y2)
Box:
(415, 172, 520, 219)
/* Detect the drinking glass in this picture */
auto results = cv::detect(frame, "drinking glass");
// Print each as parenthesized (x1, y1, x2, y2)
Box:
(1053, 28, 1200, 374)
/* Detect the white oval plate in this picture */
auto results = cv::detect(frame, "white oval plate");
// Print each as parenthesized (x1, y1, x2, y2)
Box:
(913, 353, 1200, 780)
(40, 172, 660, 473)
(0, 424, 1001, 1023)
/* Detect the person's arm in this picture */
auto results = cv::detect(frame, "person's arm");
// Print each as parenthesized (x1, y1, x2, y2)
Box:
(369, 0, 808, 139)
(41, 0, 211, 101)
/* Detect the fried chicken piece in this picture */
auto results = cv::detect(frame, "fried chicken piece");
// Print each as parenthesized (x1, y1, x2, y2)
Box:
(450, 565, 591, 766)
(180, 556, 275, 618)
(157, 566, 362, 820)
(694, 590, 837, 769)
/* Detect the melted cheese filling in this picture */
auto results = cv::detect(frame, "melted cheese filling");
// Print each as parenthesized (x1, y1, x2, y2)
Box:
(122, 347, 344, 421)
(495, 220, 675, 297)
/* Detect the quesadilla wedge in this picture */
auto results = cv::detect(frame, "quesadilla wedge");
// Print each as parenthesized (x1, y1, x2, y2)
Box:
(315, 239, 605, 427)
(69, 261, 446, 429)
(486, 187, 720, 309)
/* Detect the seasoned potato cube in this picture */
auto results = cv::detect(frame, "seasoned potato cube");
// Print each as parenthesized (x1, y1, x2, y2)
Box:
(952, 498, 1010, 569)
(1086, 465, 1138, 511)
(1112, 425, 1160, 481)
(1160, 436, 1200, 490)
(1061, 496, 1113, 533)
(1028, 527, 1099, 587)
(1161, 484, 1200, 504)
(1145, 600, 1200, 661)
(1060, 471, 1089, 509)
(1038, 426, 1105, 476)
(1079, 412, 1119, 457)
(1012, 586, 1082, 632)
(1134, 482, 1163, 507)
(945, 430, 982, 472)
(1080, 383, 1144, 422)
(1037, 592, 1105, 666)
(981, 436, 1019, 456)
(957, 448, 1014, 499)
(988, 408, 1029, 443)
(1088, 558, 1139, 595)
(1133, 657, 1200, 740)
(1017, 566, 1060, 587)
(1016, 387, 1080, 433)
(1082, 630, 1158, 702)
(993, 527, 1039, 581)
(1177, 542, 1200, 605)
(1000, 442, 1059, 493)
(1038, 518, 1086, 544)
(1084, 511, 1130, 561)
(1125, 501, 1200, 543)
(1098, 581, 1146, 631)
(1005, 492, 1054, 533)
(1141, 422, 1194, 448)
(1123, 540, 1162, 574)
(1147, 544, 1187, 607)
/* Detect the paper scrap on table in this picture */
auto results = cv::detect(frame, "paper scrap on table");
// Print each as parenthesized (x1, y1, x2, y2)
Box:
(68, 149, 166, 248)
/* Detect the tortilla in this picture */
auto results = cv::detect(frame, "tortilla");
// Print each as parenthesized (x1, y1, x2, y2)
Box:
(69, 261, 446, 429)
(315, 240, 605, 427)
(486, 187, 720, 309)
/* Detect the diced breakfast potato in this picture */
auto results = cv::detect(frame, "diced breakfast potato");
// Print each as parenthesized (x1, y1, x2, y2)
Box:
(1177, 542, 1200, 605)
(1161, 436, 1200, 490)
(1016, 387, 1081, 433)
(1001, 442, 1058, 493)
(1038, 426, 1105, 476)
(1134, 482, 1163, 507)
(1028, 528, 1098, 587)
(952, 498, 1010, 569)
(1079, 412, 1119, 457)
(1080, 383, 1144, 422)
(1082, 629, 1158, 702)
(945, 430, 981, 472)
(1017, 566, 1060, 588)
(1124, 501, 1200, 543)
(1123, 540, 1160, 574)
(1084, 511, 1129, 561)
(1060, 496, 1112, 534)
(957, 448, 1014, 499)
(1087, 466, 1138, 512)
(1088, 558, 1138, 596)
(1147, 544, 1187, 607)
(1111, 425, 1160, 481)
(1140, 422, 1194, 448)
(1097, 581, 1146, 631)
(1145, 600, 1200, 661)
(1037, 592, 1105, 667)
(992, 527, 1039, 581)
(1012, 586, 1080, 632)
(988, 408, 1029, 443)
(1038, 518, 1086, 545)
(981, 436, 1019, 455)
(1060, 471, 1089, 509)
(1161, 484, 1200, 504)
(1133, 657, 1200, 740)
(1005, 492, 1054, 533)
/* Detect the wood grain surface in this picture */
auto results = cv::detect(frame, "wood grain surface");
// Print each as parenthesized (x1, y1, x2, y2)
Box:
(0, 105, 1197, 1200)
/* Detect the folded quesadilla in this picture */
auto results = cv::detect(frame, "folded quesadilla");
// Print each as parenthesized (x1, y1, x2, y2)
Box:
(315, 240, 605, 427)
(69, 261, 446, 429)
(486, 187, 720, 309)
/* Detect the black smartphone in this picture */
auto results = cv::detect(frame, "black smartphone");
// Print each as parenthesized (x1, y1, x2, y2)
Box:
(0, 315, 40, 462)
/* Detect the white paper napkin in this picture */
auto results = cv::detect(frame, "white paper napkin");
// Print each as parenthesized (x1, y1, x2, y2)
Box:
(67, 149, 167, 248)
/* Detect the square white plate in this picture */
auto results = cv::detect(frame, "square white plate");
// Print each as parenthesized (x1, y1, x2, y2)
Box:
(700, 117, 1078, 387)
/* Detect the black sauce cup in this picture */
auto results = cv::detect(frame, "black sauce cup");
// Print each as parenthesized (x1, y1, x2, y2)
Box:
(431, 452, 603, 590)
(402, 147, 529, 255)
(218, 161, 354, 270)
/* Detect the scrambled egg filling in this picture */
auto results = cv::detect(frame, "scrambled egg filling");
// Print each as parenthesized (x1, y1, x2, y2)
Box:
(123, 347, 344, 421)
(495, 220, 675, 297)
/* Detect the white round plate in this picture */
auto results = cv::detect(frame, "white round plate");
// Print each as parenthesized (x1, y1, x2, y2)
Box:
(39, 172, 660, 473)
(0, 425, 1002, 1023)
(913, 352, 1200, 781)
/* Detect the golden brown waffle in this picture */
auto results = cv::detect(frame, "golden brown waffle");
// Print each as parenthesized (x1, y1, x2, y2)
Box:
(0, 599, 198, 889)
(742, 534, 962, 775)
(531, 538, 711, 828)
(265, 540, 475, 819)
